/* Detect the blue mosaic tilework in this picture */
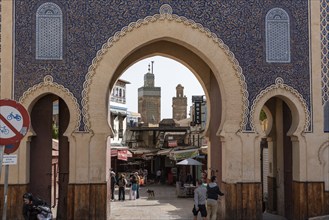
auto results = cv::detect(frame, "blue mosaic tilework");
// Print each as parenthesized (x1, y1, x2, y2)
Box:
(14, 0, 310, 131)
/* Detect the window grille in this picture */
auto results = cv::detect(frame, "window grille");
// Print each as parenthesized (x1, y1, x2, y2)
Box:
(36, 2, 63, 60)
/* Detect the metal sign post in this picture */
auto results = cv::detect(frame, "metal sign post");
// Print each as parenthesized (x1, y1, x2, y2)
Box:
(2, 164, 9, 220)
(0, 99, 30, 220)
(0, 145, 4, 178)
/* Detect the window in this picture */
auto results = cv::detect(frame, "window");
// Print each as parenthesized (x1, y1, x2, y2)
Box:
(265, 8, 290, 63)
(36, 2, 63, 60)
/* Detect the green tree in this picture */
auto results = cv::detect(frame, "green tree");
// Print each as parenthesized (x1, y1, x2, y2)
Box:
(52, 123, 59, 139)
(260, 109, 267, 121)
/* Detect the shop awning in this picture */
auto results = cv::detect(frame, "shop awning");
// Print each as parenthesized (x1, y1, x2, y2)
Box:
(130, 148, 158, 155)
(117, 150, 128, 161)
(111, 146, 132, 160)
(169, 148, 199, 161)
(111, 146, 129, 150)
(164, 132, 187, 136)
(200, 145, 208, 154)
(109, 106, 128, 116)
(157, 148, 173, 155)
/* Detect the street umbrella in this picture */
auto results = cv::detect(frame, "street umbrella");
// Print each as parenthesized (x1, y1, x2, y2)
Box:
(176, 158, 203, 166)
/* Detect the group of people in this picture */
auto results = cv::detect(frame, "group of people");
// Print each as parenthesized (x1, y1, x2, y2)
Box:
(110, 170, 147, 201)
(193, 175, 225, 220)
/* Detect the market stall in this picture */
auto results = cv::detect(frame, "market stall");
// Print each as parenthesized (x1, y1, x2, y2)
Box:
(175, 158, 203, 198)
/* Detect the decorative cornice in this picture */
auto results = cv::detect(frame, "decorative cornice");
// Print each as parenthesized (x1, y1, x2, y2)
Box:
(81, 4, 249, 131)
(250, 77, 311, 132)
(19, 75, 81, 131)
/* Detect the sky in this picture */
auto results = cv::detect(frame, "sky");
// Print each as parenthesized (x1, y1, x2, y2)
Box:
(120, 56, 205, 119)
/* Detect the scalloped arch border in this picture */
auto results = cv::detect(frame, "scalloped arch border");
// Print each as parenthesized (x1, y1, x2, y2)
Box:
(250, 77, 311, 132)
(318, 140, 329, 191)
(81, 10, 249, 131)
(318, 140, 329, 165)
(19, 75, 81, 132)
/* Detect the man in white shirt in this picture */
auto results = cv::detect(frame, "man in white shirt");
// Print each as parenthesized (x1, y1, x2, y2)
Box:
(193, 179, 207, 220)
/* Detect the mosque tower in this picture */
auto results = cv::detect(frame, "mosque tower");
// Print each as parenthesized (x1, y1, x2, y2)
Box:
(172, 84, 187, 121)
(138, 61, 161, 124)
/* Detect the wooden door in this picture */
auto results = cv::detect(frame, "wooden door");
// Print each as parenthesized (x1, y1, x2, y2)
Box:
(30, 95, 55, 204)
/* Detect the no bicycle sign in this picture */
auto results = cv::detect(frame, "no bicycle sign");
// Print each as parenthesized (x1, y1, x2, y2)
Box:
(0, 99, 30, 149)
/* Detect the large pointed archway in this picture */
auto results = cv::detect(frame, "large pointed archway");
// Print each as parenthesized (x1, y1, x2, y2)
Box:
(82, 10, 247, 218)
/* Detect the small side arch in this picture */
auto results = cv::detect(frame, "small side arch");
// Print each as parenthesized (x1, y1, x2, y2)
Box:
(251, 77, 310, 135)
(19, 75, 81, 136)
(318, 141, 329, 191)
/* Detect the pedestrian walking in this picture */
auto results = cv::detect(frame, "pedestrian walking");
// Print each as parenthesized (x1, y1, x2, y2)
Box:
(129, 173, 137, 200)
(135, 172, 141, 199)
(118, 174, 127, 201)
(110, 171, 117, 201)
(207, 176, 224, 220)
(156, 169, 162, 184)
(192, 179, 207, 220)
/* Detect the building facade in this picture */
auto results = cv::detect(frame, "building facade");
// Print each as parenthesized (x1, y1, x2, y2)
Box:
(0, 1, 328, 219)
(108, 79, 130, 146)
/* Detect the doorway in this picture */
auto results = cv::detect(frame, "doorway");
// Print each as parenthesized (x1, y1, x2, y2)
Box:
(29, 94, 70, 219)
(261, 97, 293, 219)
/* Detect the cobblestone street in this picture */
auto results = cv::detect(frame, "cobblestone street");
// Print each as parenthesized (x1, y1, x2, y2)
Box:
(110, 184, 287, 220)
(110, 184, 196, 220)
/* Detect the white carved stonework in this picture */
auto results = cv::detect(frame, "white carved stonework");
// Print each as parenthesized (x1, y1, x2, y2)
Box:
(321, 0, 329, 105)
(318, 141, 329, 191)
(19, 75, 81, 131)
(250, 77, 310, 132)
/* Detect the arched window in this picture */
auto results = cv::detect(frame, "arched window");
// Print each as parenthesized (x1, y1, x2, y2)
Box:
(36, 2, 63, 60)
(265, 8, 290, 63)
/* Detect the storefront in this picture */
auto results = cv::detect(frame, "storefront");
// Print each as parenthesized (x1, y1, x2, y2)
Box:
(110, 146, 132, 172)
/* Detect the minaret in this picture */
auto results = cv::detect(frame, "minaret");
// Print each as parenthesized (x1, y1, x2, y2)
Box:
(172, 84, 187, 121)
(138, 62, 161, 124)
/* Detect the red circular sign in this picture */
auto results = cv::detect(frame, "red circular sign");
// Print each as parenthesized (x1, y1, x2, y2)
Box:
(0, 99, 30, 146)
(4, 141, 21, 154)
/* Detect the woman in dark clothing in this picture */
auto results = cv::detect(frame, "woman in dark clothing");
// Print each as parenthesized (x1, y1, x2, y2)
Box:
(22, 193, 50, 220)
(129, 173, 138, 200)
(118, 174, 127, 201)
(110, 171, 117, 201)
